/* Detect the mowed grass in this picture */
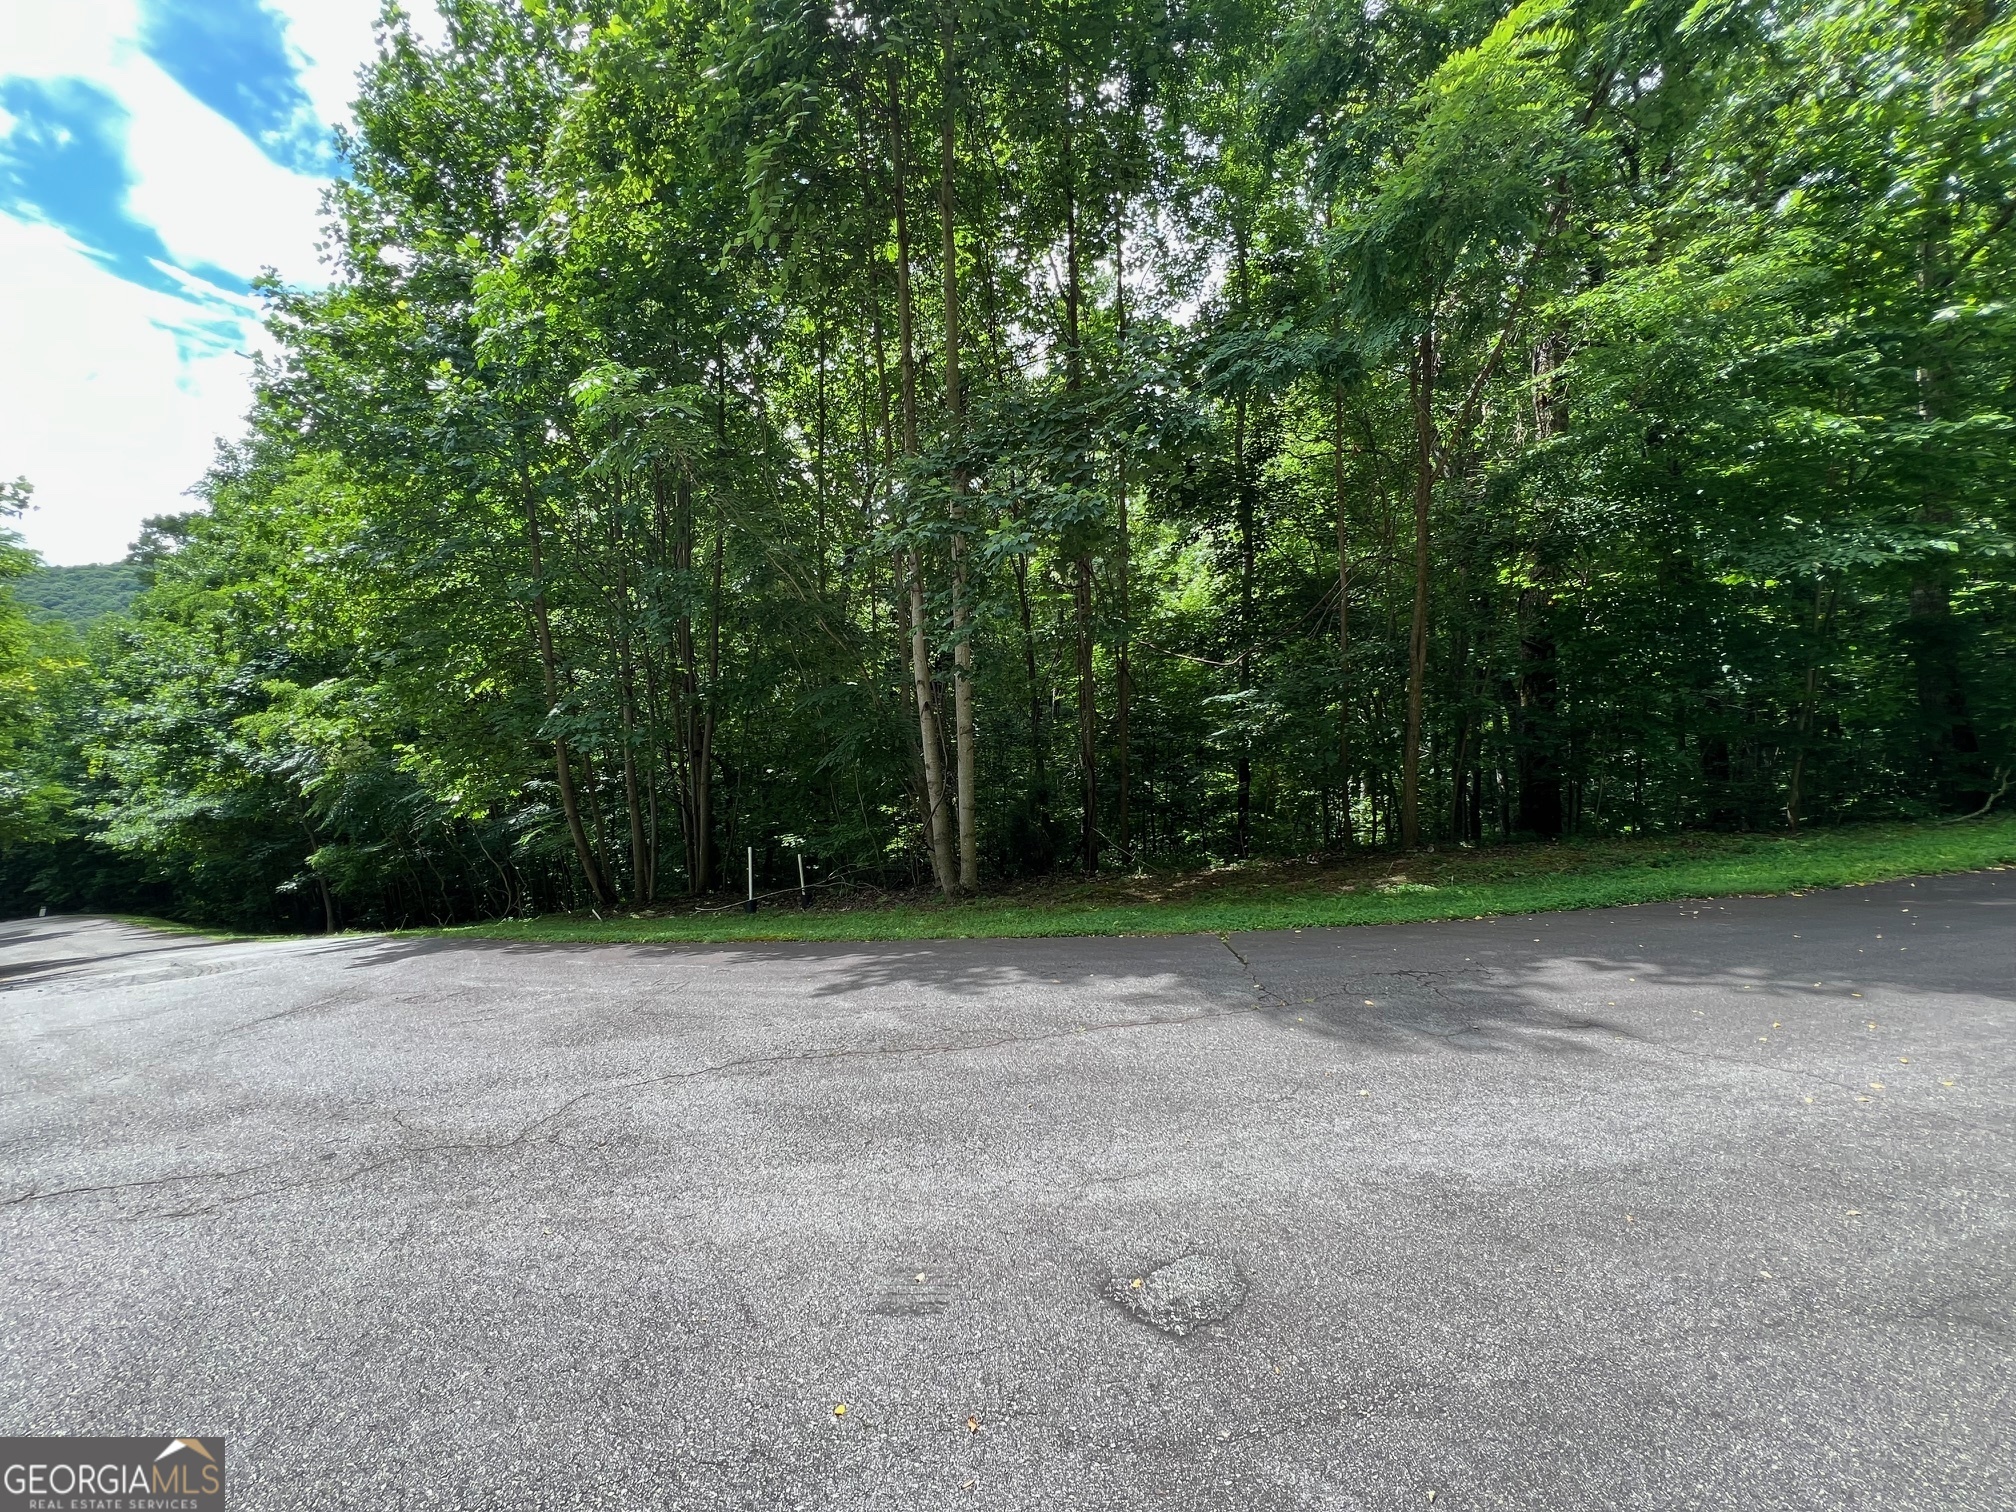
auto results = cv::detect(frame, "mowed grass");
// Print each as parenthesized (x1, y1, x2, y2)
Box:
(109, 915, 270, 940)
(440, 814, 2016, 946)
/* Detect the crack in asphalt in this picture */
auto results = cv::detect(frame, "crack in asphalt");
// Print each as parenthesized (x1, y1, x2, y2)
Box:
(16, 918, 1999, 1219)
(5, 998, 1266, 1216)
(213, 991, 357, 1040)
(3, 1158, 289, 1208)
(1217, 933, 1287, 1008)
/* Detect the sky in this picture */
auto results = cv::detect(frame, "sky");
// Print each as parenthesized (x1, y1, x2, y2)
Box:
(1, 0, 444, 566)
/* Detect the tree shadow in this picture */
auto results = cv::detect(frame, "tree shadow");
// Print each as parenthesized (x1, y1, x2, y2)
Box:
(69, 869, 2001, 1062)
(1230, 869, 2012, 1053)
(331, 928, 1246, 1017)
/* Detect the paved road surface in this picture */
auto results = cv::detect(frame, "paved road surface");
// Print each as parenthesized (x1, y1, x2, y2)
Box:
(2, 875, 2011, 1510)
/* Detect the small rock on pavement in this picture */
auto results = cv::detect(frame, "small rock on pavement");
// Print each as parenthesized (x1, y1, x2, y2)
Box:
(1108, 1254, 1247, 1336)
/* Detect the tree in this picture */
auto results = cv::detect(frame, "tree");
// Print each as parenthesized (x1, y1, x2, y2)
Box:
(6, 0, 2010, 929)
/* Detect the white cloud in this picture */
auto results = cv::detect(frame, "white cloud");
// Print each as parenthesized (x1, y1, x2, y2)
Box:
(271, 0, 391, 130)
(0, 0, 403, 566)
(0, 216, 255, 566)
(0, 0, 141, 80)
(275, 0, 453, 131)
(119, 52, 331, 287)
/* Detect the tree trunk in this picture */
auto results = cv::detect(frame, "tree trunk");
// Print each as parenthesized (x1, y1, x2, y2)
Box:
(658, 464, 716, 895)
(1516, 595, 1564, 838)
(814, 297, 829, 600)
(1115, 449, 1132, 869)
(614, 498, 651, 903)
(581, 746, 615, 892)
(1906, 582, 1982, 804)
(1234, 388, 1253, 857)
(907, 552, 957, 895)
(1907, 169, 1985, 809)
(1333, 390, 1354, 848)
(1785, 579, 1833, 832)
(941, 20, 979, 892)
(1232, 231, 1254, 858)
(1449, 708, 1471, 843)
(300, 818, 336, 934)
(1064, 106, 1097, 873)
(890, 58, 957, 897)
(1323, 202, 1353, 851)
(860, 168, 935, 859)
(1114, 211, 1133, 868)
(643, 748, 659, 902)
(1514, 336, 1565, 840)
(1401, 327, 1435, 850)
(694, 519, 722, 889)
(522, 483, 610, 905)
(1014, 533, 1048, 829)
(619, 650, 649, 902)
(1076, 553, 1098, 872)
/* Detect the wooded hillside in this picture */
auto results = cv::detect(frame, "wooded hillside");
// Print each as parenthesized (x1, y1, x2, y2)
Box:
(2, 0, 2011, 929)
(10, 564, 145, 629)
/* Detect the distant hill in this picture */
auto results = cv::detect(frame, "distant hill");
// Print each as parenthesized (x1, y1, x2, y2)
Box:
(10, 563, 145, 628)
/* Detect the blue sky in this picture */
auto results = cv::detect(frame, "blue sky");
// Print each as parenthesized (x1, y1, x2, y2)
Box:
(1, 0, 441, 565)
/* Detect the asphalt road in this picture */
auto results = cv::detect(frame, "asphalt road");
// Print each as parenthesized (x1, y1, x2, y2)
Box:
(2, 874, 2011, 1511)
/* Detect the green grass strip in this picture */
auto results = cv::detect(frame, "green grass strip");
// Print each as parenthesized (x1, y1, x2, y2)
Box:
(107, 915, 276, 941)
(437, 815, 2016, 946)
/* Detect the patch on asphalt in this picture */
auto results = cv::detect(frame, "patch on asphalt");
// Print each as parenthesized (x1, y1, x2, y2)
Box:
(869, 1263, 952, 1317)
(1106, 1253, 1246, 1336)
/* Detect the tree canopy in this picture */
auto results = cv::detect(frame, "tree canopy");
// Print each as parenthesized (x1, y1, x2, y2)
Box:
(4, 0, 2012, 929)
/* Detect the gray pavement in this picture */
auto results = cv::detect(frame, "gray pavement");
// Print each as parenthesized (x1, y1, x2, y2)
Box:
(2, 874, 2012, 1510)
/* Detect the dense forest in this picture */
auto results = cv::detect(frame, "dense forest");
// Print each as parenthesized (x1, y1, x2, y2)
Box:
(2, 0, 2012, 930)
(8, 564, 145, 631)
